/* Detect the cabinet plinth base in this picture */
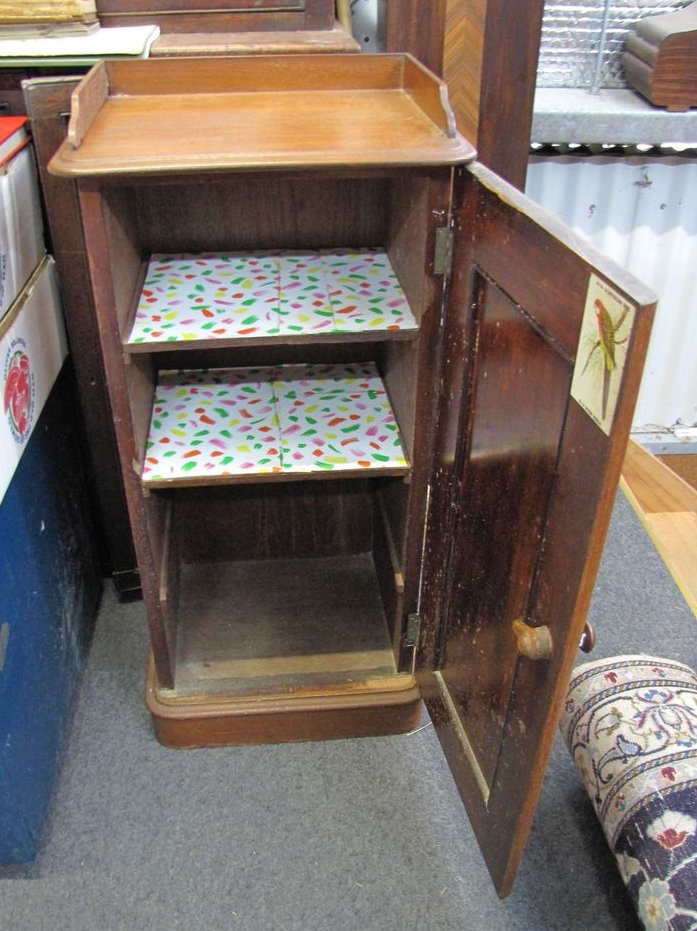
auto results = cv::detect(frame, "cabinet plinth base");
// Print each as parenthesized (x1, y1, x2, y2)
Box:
(145, 655, 422, 748)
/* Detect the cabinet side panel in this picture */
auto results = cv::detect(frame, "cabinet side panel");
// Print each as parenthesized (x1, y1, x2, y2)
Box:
(384, 170, 453, 667)
(99, 187, 145, 342)
(99, 188, 154, 483)
(79, 185, 176, 686)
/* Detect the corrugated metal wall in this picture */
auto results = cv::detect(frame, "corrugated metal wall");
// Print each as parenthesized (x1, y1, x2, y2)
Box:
(526, 154, 697, 433)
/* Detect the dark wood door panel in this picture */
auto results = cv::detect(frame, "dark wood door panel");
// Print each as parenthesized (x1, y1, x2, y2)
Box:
(438, 273, 570, 788)
(420, 162, 656, 898)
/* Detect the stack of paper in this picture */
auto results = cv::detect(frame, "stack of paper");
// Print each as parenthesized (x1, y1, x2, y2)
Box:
(0, 24, 161, 64)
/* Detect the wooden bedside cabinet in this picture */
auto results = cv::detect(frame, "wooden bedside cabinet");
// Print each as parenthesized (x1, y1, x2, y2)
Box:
(49, 53, 655, 896)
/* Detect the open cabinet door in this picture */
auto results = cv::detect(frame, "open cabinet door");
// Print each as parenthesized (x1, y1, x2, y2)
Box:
(418, 162, 656, 897)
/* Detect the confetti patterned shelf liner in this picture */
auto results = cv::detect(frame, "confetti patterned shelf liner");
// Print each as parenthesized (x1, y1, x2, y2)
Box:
(127, 249, 418, 346)
(142, 362, 409, 485)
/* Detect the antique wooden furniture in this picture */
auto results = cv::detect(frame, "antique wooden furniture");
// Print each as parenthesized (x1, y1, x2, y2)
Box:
(49, 53, 655, 896)
(623, 0, 697, 112)
(384, 0, 546, 189)
(99, 0, 358, 56)
(7, 5, 547, 596)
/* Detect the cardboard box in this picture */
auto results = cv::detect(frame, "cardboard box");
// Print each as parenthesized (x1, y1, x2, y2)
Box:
(0, 255, 99, 863)
(0, 144, 45, 321)
(1, 256, 67, 497)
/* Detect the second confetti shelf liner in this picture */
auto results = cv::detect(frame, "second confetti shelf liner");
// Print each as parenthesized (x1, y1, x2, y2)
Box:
(142, 362, 409, 485)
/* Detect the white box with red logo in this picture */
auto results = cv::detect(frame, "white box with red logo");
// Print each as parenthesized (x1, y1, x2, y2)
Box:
(1, 256, 67, 504)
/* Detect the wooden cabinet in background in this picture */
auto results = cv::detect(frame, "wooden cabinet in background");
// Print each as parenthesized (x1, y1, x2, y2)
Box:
(49, 53, 655, 897)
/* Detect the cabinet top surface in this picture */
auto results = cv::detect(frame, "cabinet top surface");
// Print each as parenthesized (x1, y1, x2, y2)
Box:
(48, 54, 476, 177)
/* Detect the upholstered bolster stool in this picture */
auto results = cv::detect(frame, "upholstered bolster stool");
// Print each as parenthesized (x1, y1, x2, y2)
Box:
(560, 655, 697, 930)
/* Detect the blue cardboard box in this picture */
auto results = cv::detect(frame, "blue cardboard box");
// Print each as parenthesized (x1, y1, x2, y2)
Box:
(0, 256, 100, 863)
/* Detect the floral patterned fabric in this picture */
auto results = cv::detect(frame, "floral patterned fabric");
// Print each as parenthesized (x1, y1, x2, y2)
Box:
(560, 655, 697, 931)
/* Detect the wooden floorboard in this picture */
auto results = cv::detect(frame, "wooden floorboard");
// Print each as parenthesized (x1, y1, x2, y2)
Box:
(620, 439, 697, 618)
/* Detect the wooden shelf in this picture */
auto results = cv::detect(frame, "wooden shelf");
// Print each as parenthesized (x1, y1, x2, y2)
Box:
(621, 439, 697, 617)
(47, 54, 476, 178)
(142, 362, 409, 487)
(127, 249, 418, 349)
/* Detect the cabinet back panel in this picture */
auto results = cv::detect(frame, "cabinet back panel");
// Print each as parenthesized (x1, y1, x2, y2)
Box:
(134, 177, 390, 255)
(173, 479, 374, 562)
(153, 341, 383, 372)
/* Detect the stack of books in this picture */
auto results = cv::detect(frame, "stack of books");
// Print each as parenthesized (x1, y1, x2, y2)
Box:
(0, 0, 98, 36)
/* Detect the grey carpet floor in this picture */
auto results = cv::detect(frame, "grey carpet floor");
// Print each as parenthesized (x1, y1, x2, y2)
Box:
(1, 490, 694, 931)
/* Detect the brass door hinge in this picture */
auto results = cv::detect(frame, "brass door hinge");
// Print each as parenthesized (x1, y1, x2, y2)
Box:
(433, 227, 454, 277)
(404, 612, 422, 649)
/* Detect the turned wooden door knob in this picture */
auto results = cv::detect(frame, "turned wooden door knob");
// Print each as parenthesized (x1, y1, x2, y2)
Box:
(512, 619, 553, 660)
(579, 621, 596, 653)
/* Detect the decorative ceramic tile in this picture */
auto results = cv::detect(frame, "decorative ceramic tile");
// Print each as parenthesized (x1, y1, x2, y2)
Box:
(273, 362, 408, 474)
(142, 368, 281, 483)
(322, 249, 416, 333)
(277, 252, 335, 335)
(129, 253, 280, 345)
(128, 250, 416, 346)
(142, 363, 408, 484)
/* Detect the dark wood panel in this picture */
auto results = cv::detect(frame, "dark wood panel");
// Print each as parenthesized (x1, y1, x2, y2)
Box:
(0, 70, 31, 115)
(385, 0, 447, 76)
(437, 275, 570, 786)
(419, 163, 656, 897)
(467, 164, 655, 361)
(475, 0, 545, 188)
(175, 480, 374, 562)
(97, 0, 335, 32)
(133, 175, 390, 254)
(98, 1, 305, 10)
(152, 340, 383, 372)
